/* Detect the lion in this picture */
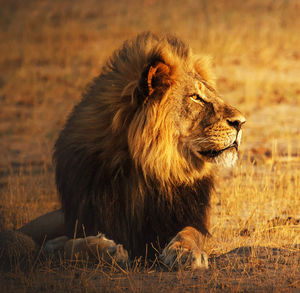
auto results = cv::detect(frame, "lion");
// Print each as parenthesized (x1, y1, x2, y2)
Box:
(16, 32, 245, 269)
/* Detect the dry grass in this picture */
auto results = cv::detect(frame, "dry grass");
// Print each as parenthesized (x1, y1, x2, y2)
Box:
(0, 0, 299, 291)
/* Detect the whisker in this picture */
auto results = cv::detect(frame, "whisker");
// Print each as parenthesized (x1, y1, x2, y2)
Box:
(193, 137, 211, 143)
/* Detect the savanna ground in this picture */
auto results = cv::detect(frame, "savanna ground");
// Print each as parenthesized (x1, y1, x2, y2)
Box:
(0, 0, 299, 292)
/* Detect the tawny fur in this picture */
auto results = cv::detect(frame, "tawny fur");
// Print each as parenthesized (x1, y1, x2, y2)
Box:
(53, 32, 245, 258)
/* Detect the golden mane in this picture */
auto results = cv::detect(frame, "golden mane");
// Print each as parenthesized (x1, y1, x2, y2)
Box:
(99, 33, 214, 185)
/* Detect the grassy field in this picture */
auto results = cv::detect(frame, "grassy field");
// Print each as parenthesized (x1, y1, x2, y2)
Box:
(0, 0, 299, 291)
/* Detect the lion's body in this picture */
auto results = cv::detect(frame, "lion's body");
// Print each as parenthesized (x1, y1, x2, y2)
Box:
(53, 32, 245, 260)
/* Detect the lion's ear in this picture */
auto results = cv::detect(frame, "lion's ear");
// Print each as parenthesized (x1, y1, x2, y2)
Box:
(137, 61, 174, 104)
(194, 55, 216, 86)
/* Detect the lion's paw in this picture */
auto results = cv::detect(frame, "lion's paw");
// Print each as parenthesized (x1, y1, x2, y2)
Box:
(105, 243, 129, 264)
(159, 245, 208, 270)
(64, 234, 129, 264)
(159, 227, 209, 270)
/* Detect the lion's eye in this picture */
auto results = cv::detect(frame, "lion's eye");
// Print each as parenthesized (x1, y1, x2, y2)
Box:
(190, 94, 205, 104)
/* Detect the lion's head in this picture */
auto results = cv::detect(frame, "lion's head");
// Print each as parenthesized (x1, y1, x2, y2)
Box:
(112, 33, 245, 186)
(54, 32, 245, 257)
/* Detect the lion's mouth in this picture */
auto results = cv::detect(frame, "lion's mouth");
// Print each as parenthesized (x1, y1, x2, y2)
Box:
(199, 141, 238, 158)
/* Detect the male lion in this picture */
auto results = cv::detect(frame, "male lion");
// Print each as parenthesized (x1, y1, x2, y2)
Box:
(18, 32, 245, 269)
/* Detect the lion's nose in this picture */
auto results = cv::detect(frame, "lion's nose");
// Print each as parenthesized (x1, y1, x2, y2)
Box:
(227, 115, 246, 132)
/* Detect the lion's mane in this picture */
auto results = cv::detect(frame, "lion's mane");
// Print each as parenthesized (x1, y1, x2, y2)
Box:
(54, 32, 214, 258)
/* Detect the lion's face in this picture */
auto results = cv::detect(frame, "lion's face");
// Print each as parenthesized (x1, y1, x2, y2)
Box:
(168, 71, 245, 169)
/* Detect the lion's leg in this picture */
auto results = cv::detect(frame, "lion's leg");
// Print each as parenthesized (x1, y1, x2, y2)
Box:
(60, 234, 128, 263)
(43, 230, 129, 263)
(159, 226, 209, 270)
(18, 209, 65, 244)
(44, 235, 70, 252)
(18, 210, 128, 263)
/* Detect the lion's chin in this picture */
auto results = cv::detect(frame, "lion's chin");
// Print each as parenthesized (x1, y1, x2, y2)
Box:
(211, 148, 238, 168)
(198, 144, 238, 168)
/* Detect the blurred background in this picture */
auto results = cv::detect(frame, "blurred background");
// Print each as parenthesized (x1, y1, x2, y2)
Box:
(0, 0, 299, 249)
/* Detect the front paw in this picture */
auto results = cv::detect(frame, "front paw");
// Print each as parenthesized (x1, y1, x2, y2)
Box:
(159, 245, 208, 270)
(159, 226, 209, 270)
(64, 234, 128, 264)
(105, 243, 129, 264)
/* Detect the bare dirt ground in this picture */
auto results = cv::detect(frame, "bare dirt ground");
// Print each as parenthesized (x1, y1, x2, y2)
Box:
(0, 0, 299, 292)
